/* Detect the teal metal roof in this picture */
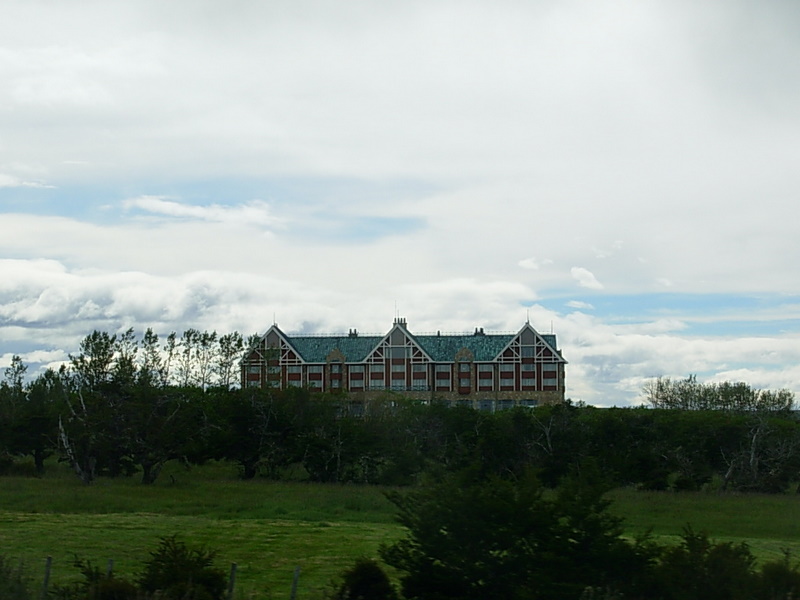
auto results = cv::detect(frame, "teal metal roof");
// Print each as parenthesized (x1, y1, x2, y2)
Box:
(276, 322, 563, 364)
(414, 334, 515, 362)
(286, 332, 526, 363)
(288, 335, 383, 363)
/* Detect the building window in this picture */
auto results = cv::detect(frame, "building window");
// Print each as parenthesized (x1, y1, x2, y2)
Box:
(287, 366, 302, 374)
(308, 379, 321, 388)
(459, 363, 471, 372)
(522, 377, 536, 387)
(522, 346, 535, 358)
(500, 364, 514, 372)
(350, 379, 364, 389)
(521, 363, 535, 372)
(370, 382, 386, 391)
(330, 363, 342, 374)
(412, 364, 427, 373)
(308, 365, 323, 374)
(331, 379, 341, 388)
(459, 378, 470, 388)
(543, 363, 558, 371)
(435, 364, 450, 373)
(391, 364, 405, 372)
(478, 364, 493, 372)
(350, 365, 364, 373)
(370, 364, 385, 373)
(246, 380, 260, 388)
(391, 380, 406, 390)
(478, 399, 494, 412)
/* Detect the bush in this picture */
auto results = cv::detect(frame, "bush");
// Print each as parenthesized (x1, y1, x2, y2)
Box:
(50, 558, 139, 600)
(138, 535, 227, 600)
(757, 551, 800, 600)
(330, 558, 397, 600)
(380, 465, 654, 600)
(653, 527, 757, 600)
(0, 555, 33, 600)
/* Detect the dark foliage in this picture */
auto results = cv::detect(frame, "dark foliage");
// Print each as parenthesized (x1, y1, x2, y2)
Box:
(330, 558, 398, 600)
(50, 558, 139, 600)
(381, 464, 654, 600)
(138, 535, 226, 600)
(0, 555, 33, 600)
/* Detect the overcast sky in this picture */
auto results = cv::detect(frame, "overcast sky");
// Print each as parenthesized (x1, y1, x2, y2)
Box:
(1, 0, 798, 406)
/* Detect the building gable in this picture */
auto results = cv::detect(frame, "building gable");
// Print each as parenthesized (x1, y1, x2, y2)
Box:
(494, 322, 567, 364)
(363, 317, 433, 364)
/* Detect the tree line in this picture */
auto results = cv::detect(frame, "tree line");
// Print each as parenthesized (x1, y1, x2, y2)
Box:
(1, 330, 798, 493)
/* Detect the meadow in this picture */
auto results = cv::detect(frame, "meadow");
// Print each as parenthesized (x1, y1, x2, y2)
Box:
(2, 461, 800, 599)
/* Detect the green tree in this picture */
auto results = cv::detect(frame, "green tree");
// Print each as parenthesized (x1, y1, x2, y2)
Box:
(138, 535, 226, 600)
(643, 375, 795, 413)
(215, 331, 243, 390)
(9, 368, 62, 474)
(381, 465, 652, 600)
(330, 558, 398, 600)
(139, 327, 166, 387)
(654, 527, 757, 600)
(69, 331, 117, 392)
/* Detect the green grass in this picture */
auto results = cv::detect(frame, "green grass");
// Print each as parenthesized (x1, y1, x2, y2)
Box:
(3, 461, 800, 599)
(607, 488, 800, 562)
(0, 461, 401, 599)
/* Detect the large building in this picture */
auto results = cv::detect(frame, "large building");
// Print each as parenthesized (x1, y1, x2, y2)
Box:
(241, 318, 567, 408)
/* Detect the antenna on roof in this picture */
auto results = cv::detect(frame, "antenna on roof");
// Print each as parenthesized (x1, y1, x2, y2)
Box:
(526, 309, 530, 324)
(273, 312, 276, 326)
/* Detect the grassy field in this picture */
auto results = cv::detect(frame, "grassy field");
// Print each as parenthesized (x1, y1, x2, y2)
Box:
(2, 461, 800, 599)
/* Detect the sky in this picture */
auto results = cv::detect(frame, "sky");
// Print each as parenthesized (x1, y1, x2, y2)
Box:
(1, 0, 799, 406)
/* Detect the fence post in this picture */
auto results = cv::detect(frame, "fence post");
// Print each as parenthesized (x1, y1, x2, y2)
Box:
(227, 562, 237, 600)
(106, 558, 114, 578)
(40, 556, 52, 600)
(290, 566, 301, 600)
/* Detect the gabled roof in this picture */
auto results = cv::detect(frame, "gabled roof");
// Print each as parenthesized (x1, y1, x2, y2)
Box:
(413, 333, 515, 362)
(253, 320, 564, 364)
(287, 334, 383, 363)
(494, 322, 566, 363)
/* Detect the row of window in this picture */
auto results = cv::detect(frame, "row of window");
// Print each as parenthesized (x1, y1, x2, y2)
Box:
(250, 363, 560, 374)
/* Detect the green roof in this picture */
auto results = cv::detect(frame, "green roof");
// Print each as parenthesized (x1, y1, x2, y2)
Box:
(284, 332, 547, 363)
(413, 334, 515, 362)
(287, 335, 383, 363)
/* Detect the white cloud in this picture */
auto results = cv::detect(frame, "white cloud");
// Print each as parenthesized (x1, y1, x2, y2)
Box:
(0, 173, 54, 188)
(518, 257, 553, 270)
(571, 267, 604, 290)
(1, 1, 799, 405)
(122, 196, 285, 229)
(567, 300, 594, 310)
